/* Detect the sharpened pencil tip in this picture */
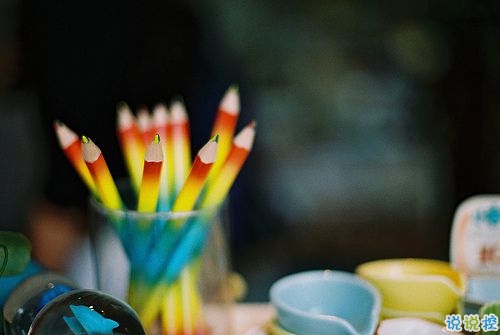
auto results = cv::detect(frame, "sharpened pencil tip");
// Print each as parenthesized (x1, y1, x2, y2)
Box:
(154, 134, 160, 143)
(170, 95, 185, 105)
(53, 119, 63, 130)
(214, 134, 219, 143)
(229, 84, 239, 93)
(116, 101, 128, 110)
(81, 135, 90, 144)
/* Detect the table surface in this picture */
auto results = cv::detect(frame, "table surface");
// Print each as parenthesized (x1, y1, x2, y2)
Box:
(232, 303, 274, 334)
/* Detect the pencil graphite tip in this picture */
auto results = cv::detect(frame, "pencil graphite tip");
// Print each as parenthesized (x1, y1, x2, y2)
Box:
(214, 134, 219, 143)
(229, 84, 239, 93)
(171, 95, 185, 105)
(145, 133, 163, 162)
(116, 101, 130, 112)
(81, 135, 101, 163)
(53, 119, 64, 129)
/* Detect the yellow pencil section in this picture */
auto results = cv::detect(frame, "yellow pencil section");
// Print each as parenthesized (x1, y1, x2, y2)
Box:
(117, 102, 146, 194)
(153, 103, 172, 211)
(169, 99, 192, 195)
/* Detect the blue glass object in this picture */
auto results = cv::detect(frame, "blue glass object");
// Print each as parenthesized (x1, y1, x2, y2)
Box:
(3, 272, 77, 335)
(28, 289, 145, 335)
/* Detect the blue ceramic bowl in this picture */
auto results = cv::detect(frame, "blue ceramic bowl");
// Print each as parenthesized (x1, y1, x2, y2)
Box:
(270, 270, 381, 335)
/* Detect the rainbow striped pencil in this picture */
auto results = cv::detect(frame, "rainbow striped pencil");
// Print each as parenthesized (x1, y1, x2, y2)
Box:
(207, 85, 240, 186)
(152, 103, 172, 211)
(136, 106, 156, 147)
(81, 136, 123, 211)
(162, 102, 204, 335)
(169, 98, 192, 198)
(164, 122, 256, 334)
(53, 121, 98, 197)
(137, 134, 163, 213)
(171, 135, 218, 214)
(116, 102, 146, 194)
(128, 134, 164, 309)
(81, 136, 125, 240)
(160, 99, 190, 335)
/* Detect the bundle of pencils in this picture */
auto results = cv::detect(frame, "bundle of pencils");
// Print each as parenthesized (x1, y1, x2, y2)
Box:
(54, 85, 256, 335)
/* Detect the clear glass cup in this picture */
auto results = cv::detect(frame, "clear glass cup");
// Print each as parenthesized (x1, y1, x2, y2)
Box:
(88, 185, 233, 335)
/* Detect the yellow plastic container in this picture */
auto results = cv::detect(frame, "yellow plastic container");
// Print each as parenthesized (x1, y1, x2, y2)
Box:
(356, 258, 465, 323)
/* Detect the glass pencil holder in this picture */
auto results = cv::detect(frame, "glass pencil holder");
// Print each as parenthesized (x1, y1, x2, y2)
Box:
(89, 188, 233, 335)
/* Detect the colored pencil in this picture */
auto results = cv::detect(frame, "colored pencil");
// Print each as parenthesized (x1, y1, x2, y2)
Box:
(207, 85, 240, 185)
(137, 134, 163, 212)
(164, 121, 256, 334)
(81, 136, 123, 211)
(53, 120, 98, 197)
(116, 102, 146, 194)
(160, 259, 208, 335)
(159, 99, 190, 335)
(162, 101, 203, 335)
(128, 134, 164, 309)
(81, 135, 127, 242)
(172, 135, 218, 213)
(152, 103, 172, 211)
(161, 280, 183, 335)
(136, 106, 156, 146)
(201, 121, 256, 208)
(169, 98, 192, 196)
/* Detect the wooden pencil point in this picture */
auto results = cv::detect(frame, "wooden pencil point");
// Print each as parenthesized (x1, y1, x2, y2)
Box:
(53, 119, 64, 129)
(170, 95, 185, 105)
(81, 135, 90, 144)
(219, 86, 240, 115)
(229, 84, 239, 93)
(116, 101, 130, 111)
(154, 134, 160, 144)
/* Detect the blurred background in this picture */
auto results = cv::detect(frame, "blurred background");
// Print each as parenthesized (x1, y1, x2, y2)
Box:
(1, 0, 500, 301)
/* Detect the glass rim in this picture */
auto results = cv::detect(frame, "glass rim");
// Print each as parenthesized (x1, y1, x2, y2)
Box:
(88, 195, 221, 220)
(87, 178, 222, 219)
